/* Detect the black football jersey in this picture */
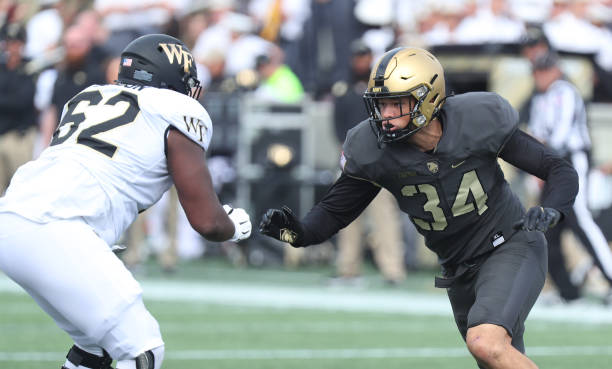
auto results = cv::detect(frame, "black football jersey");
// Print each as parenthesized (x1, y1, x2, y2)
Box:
(342, 92, 524, 265)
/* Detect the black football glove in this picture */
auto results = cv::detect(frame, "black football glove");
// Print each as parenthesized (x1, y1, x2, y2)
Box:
(259, 206, 305, 247)
(514, 206, 561, 232)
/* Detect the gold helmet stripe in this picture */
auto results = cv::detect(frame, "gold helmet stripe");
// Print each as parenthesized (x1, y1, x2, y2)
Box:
(373, 47, 404, 87)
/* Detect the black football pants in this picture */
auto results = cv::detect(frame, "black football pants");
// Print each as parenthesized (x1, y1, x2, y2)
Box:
(446, 230, 547, 356)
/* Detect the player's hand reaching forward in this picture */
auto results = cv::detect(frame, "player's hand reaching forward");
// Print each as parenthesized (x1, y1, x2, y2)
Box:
(223, 205, 252, 242)
(259, 206, 305, 246)
(514, 206, 561, 232)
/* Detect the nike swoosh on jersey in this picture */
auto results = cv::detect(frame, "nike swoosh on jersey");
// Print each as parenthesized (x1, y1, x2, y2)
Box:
(451, 160, 466, 168)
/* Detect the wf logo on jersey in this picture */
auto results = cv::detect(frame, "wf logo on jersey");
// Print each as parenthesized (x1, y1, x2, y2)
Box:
(159, 43, 193, 74)
(183, 116, 207, 143)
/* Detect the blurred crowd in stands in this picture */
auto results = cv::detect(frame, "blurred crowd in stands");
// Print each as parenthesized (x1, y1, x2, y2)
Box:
(2, 0, 612, 294)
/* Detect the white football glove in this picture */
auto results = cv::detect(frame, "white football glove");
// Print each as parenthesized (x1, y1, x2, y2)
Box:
(223, 205, 252, 242)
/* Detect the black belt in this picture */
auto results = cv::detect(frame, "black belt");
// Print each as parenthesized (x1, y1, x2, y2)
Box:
(434, 253, 487, 288)
(434, 223, 520, 289)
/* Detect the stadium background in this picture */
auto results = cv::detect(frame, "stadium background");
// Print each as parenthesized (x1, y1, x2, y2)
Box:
(1, 0, 612, 368)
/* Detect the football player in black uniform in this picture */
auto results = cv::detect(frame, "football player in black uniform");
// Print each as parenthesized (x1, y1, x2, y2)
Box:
(260, 47, 578, 369)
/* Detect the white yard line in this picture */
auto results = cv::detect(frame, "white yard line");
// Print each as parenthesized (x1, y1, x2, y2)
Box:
(2, 275, 612, 323)
(140, 279, 612, 324)
(2, 346, 612, 362)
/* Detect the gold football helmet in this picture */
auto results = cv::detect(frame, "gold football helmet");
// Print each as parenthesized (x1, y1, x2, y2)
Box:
(363, 47, 446, 144)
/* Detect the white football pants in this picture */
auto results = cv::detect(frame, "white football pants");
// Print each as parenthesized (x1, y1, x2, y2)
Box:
(0, 212, 163, 360)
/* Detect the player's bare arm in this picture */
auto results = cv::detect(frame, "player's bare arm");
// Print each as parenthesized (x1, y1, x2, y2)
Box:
(167, 127, 239, 242)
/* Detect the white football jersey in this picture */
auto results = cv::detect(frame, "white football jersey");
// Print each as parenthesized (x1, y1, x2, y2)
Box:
(0, 84, 213, 245)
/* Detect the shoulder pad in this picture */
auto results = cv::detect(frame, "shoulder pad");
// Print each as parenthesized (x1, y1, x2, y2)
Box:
(139, 88, 213, 150)
(441, 92, 518, 157)
(341, 119, 382, 180)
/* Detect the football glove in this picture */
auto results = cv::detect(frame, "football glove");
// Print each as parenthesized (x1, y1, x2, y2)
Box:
(514, 206, 561, 232)
(223, 205, 252, 242)
(259, 205, 305, 247)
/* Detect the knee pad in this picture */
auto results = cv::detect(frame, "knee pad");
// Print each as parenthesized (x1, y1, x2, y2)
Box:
(62, 345, 113, 369)
(116, 345, 164, 369)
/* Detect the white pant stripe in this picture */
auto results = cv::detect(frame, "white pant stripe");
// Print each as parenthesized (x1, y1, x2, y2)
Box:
(571, 151, 612, 279)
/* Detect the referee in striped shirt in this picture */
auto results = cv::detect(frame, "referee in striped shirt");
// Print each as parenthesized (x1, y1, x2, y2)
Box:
(528, 51, 612, 305)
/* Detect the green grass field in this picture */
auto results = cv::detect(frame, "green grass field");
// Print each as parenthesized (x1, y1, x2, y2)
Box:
(1, 258, 612, 369)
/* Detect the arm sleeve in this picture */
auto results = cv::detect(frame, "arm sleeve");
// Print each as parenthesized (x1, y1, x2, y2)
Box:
(499, 129, 578, 218)
(299, 172, 381, 246)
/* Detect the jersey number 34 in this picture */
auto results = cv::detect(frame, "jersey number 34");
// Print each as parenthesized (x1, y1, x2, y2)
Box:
(401, 170, 488, 231)
(50, 90, 140, 157)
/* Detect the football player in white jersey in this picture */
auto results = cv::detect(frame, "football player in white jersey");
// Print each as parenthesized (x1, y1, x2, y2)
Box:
(0, 34, 252, 369)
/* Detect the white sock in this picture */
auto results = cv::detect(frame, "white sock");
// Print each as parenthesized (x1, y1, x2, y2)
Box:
(62, 361, 79, 369)
(62, 361, 99, 369)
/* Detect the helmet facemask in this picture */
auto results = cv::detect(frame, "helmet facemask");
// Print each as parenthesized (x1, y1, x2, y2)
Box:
(183, 73, 202, 100)
(364, 84, 434, 145)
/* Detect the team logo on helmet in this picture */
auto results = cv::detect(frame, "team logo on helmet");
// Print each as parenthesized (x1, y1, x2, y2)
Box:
(158, 43, 194, 74)
(280, 228, 297, 244)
